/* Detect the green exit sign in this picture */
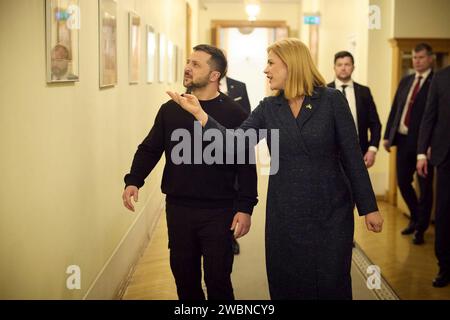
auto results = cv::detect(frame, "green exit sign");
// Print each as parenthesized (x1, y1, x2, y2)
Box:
(304, 15, 320, 25)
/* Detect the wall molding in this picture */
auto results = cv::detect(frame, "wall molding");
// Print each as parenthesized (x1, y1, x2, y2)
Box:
(83, 192, 164, 300)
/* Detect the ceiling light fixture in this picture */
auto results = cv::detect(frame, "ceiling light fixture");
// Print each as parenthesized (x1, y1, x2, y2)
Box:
(245, 0, 261, 21)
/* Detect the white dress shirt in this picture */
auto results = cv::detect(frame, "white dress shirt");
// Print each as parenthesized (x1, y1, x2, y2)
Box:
(335, 79, 357, 134)
(219, 78, 228, 95)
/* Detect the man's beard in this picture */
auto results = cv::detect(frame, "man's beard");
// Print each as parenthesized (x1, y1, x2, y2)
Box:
(184, 73, 210, 93)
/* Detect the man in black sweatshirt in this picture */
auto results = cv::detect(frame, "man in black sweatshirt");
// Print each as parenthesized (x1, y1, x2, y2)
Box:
(122, 44, 258, 300)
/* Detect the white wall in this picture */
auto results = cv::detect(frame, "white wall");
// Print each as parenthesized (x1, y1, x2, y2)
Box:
(365, 0, 395, 197)
(394, 0, 450, 38)
(299, 0, 369, 85)
(0, 0, 191, 299)
(187, 0, 200, 47)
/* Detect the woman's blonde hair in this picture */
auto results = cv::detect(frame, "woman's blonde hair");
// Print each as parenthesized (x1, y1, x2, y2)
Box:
(267, 38, 326, 99)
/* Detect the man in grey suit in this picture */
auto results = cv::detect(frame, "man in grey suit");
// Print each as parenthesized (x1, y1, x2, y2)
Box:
(417, 66, 450, 287)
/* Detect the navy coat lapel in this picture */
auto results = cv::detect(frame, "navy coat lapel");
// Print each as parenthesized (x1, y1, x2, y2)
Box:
(274, 89, 322, 155)
(275, 95, 304, 152)
(297, 89, 321, 132)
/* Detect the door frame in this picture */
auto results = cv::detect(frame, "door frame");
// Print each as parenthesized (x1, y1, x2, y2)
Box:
(210, 20, 289, 46)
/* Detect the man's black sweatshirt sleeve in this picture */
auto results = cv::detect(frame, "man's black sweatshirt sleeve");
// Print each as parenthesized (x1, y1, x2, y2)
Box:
(124, 107, 165, 188)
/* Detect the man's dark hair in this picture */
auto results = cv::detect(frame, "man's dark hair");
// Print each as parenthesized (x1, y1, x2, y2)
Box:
(413, 43, 433, 56)
(193, 44, 227, 80)
(334, 51, 354, 65)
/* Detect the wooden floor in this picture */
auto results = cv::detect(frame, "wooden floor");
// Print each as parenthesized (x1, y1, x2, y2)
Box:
(122, 214, 178, 300)
(122, 199, 450, 300)
(354, 201, 450, 300)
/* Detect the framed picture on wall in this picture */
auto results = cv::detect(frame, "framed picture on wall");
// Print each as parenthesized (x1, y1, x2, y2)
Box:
(146, 25, 156, 83)
(99, 0, 117, 88)
(174, 45, 179, 83)
(45, 0, 80, 83)
(177, 47, 183, 83)
(158, 33, 166, 83)
(129, 12, 141, 84)
(167, 40, 175, 84)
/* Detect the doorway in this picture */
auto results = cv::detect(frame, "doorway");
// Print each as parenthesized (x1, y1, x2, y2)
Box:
(212, 20, 288, 110)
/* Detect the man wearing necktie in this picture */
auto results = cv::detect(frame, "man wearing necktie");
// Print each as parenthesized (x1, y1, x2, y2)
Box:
(328, 51, 382, 169)
(384, 43, 435, 245)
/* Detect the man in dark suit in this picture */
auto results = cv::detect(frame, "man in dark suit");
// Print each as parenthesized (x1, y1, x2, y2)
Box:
(383, 43, 435, 245)
(328, 51, 382, 168)
(417, 66, 450, 287)
(220, 76, 251, 115)
(219, 75, 252, 255)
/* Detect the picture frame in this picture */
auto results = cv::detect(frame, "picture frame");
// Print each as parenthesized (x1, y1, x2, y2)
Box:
(129, 12, 141, 84)
(158, 33, 166, 83)
(45, 0, 80, 83)
(167, 40, 175, 84)
(177, 47, 183, 84)
(99, 0, 117, 88)
(146, 25, 156, 84)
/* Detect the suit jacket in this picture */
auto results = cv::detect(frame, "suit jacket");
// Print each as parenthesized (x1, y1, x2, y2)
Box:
(328, 81, 382, 154)
(225, 77, 251, 115)
(384, 71, 434, 150)
(417, 66, 450, 166)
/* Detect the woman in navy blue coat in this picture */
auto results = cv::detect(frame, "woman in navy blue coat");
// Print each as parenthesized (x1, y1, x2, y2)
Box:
(168, 38, 383, 299)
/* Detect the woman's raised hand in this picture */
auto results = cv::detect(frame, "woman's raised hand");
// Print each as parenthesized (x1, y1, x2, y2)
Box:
(167, 91, 200, 114)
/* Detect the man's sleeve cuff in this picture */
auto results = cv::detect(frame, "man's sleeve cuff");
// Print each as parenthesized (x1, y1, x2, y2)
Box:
(124, 174, 144, 189)
(236, 201, 256, 216)
(368, 146, 378, 153)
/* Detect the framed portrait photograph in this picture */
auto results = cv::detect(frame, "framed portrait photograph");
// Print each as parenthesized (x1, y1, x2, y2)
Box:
(158, 33, 166, 83)
(45, 0, 80, 83)
(146, 25, 156, 84)
(99, 0, 117, 88)
(129, 12, 141, 84)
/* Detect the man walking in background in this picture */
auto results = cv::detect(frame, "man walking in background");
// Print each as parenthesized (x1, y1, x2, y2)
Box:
(384, 43, 435, 245)
(220, 75, 252, 115)
(417, 66, 450, 287)
(328, 51, 382, 168)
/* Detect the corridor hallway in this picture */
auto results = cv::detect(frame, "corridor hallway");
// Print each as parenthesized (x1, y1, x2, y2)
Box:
(122, 197, 450, 300)
(121, 169, 431, 300)
(2, 0, 450, 301)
